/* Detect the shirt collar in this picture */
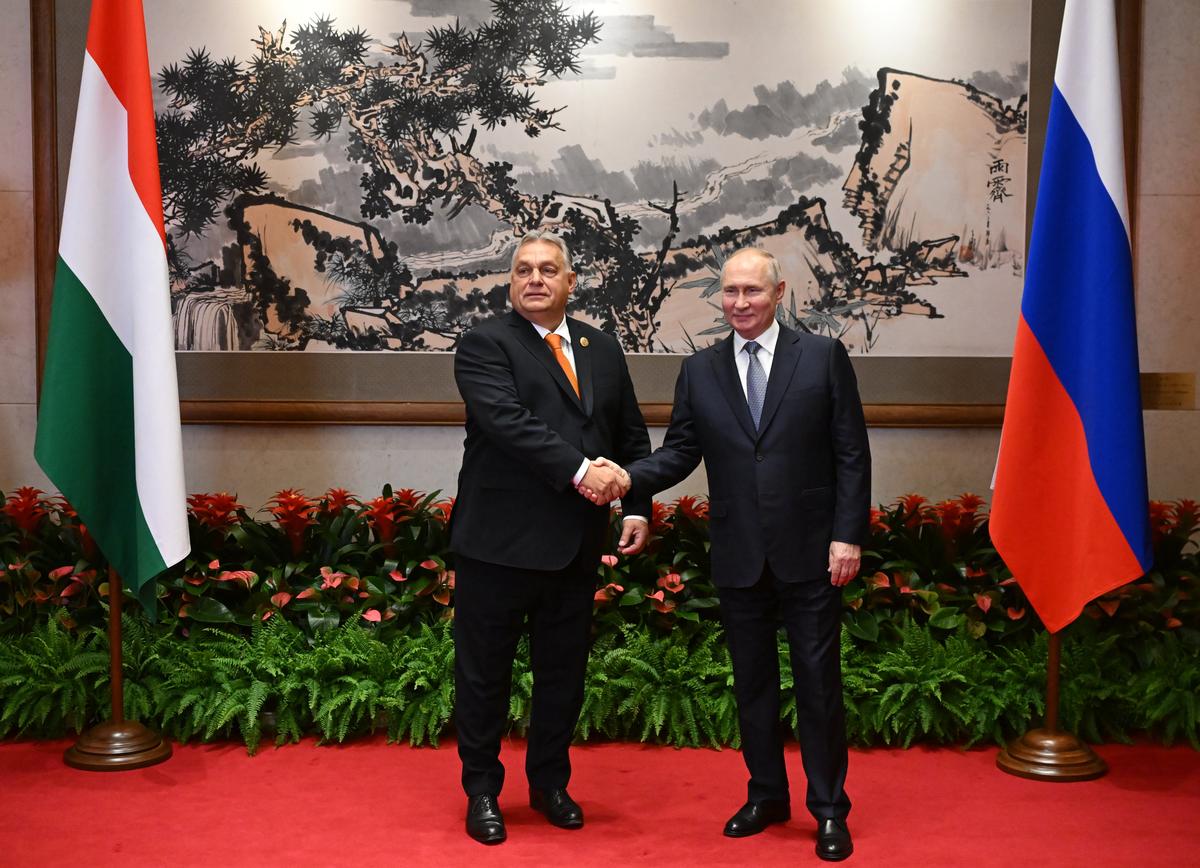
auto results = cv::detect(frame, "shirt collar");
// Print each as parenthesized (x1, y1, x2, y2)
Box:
(531, 318, 571, 344)
(733, 318, 780, 356)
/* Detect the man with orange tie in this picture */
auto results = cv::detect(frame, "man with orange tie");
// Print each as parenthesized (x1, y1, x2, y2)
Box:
(449, 230, 651, 844)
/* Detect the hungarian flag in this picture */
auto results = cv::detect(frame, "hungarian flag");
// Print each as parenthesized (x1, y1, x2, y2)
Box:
(991, 0, 1151, 633)
(35, 0, 189, 610)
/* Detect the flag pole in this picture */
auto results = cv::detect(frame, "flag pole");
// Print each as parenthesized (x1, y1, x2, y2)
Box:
(63, 566, 171, 771)
(996, 630, 1106, 781)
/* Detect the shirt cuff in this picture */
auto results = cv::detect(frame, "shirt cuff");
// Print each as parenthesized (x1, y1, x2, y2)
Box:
(572, 457, 590, 486)
(622, 514, 647, 522)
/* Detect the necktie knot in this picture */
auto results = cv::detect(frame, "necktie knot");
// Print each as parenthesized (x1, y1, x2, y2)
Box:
(744, 340, 761, 356)
(545, 333, 563, 351)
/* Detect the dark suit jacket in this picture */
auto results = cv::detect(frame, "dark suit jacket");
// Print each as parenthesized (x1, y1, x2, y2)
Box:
(451, 310, 651, 571)
(627, 325, 870, 587)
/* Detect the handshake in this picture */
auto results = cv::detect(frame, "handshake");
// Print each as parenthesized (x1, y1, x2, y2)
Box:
(576, 456, 631, 505)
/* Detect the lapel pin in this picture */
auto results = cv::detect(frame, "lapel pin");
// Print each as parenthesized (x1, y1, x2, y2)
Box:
(579, 337, 589, 348)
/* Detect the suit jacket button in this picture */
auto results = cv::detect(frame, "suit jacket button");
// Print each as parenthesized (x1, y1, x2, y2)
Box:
(755, 453, 764, 462)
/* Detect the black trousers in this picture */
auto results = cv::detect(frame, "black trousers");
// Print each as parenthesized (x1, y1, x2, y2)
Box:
(453, 550, 595, 797)
(718, 565, 851, 821)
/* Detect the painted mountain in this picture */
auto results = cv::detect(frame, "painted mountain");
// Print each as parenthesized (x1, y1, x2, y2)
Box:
(153, 2, 1029, 355)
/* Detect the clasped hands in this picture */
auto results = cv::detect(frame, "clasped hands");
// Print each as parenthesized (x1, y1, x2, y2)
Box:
(577, 456, 630, 505)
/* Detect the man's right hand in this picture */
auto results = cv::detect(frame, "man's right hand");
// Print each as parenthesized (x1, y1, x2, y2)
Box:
(577, 457, 630, 504)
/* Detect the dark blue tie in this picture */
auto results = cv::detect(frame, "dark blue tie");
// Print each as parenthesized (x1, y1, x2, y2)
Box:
(745, 341, 766, 430)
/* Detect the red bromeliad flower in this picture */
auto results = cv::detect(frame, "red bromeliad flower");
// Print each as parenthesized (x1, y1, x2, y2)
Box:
(650, 500, 673, 535)
(53, 498, 98, 561)
(957, 492, 987, 513)
(645, 589, 676, 614)
(895, 494, 929, 529)
(933, 493, 988, 552)
(868, 507, 889, 535)
(393, 488, 424, 513)
(430, 498, 455, 525)
(956, 494, 988, 532)
(657, 572, 685, 593)
(321, 488, 359, 516)
(1172, 499, 1199, 534)
(267, 489, 317, 557)
(1149, 500, 1174, 544)
(187, 492, 245, 532)
(933, 499, 965, 538)
(363, 495, 408, 555)
(674, 495, 709, 522)
(3, 487, 51, 536)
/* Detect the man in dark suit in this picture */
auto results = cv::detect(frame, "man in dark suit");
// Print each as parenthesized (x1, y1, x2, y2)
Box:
(450, 230, 651, 845)
(591, 247, 869, 861)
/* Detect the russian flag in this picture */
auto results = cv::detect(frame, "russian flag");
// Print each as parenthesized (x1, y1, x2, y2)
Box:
(991, 0, 1151, 634)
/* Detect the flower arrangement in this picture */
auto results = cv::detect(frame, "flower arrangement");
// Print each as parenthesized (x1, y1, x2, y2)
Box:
(2, 486, 1197, 649)
(1, 486, 1197, 750)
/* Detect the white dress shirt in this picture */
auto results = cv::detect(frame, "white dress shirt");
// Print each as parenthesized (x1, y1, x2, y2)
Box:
(732, 318, 780, 398)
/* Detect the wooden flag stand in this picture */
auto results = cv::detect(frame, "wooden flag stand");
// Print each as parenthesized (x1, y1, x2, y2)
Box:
(996, 631, 1106, 781)
(63, 567, 172, 771)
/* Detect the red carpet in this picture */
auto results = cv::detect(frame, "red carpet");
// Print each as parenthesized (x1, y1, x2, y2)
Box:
(2, 737, 1198, 866)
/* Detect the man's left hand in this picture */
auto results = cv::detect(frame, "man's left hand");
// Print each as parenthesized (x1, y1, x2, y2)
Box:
(828, 541, 861, 587)
(618, 518, 649, 555)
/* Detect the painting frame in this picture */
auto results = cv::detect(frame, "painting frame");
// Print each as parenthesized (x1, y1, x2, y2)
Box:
(31, 0, 1142, 427)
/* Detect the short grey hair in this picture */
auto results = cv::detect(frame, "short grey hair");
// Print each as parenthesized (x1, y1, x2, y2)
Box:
(721, 247, 781, 287)
(511, 230, 574, 273)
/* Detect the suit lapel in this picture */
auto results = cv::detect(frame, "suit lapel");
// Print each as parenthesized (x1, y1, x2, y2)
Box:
(566, 319, 595, 416)
(711, 336, 758, 441)
(508, 311, 585, 411)
(756, 325, 802, 438)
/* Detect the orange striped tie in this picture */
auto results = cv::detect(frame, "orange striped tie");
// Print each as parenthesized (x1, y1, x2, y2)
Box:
(545, 333, 580, 398)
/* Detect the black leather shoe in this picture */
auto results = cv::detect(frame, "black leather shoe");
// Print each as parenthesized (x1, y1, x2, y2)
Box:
(529, 787, 584, 829)
(722, 799, 791, 837)
(816, 817, 853, 861)
(465, 794, 506, 844)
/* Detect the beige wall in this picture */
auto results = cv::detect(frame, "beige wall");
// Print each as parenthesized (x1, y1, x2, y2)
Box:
(1, 0, 1197, 510)
(1135, 0, 1200, 499)
(0, 0, 42, 494)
